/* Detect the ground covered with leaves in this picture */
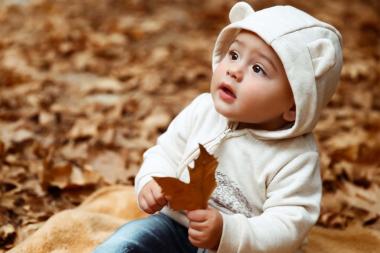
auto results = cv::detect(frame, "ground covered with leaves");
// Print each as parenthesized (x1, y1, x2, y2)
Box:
(0, 0, 379, 251)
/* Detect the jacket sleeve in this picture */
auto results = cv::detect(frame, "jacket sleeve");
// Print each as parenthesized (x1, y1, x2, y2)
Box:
(134, 94, 207, 197)
(216, 152, 322, 253)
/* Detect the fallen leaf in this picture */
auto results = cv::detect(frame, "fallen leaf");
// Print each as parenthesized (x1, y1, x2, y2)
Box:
(153, 144, 218, 211)
(11, 128, 34, 144)
(88, 151, 127, 184)
(340, 182, 380, 215)
(42, 162, 72, 189)
(70, 165, 101, 186)
(0, 140, 4, 157)
(141, 108, 171, 138)
(56, 72, 123, 94)
(68, 118, 99, 140)
(0, 224, 16, 249)
(41, 160, 100, 189)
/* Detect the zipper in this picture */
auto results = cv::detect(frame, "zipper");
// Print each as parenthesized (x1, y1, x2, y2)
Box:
(207, 126, 232, 151)
(177, 121, 237, 178)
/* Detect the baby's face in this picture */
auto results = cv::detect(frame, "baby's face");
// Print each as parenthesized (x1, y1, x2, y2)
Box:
(211, 31, 295, 130)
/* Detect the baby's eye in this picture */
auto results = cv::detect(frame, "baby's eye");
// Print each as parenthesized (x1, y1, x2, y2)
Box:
(228, 50, 238, 60)
(252, 64, 266, 76)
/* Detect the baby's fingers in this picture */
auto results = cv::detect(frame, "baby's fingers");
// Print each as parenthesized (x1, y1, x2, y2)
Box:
(188, 228, 204, 248)
(139, 197, 155, 214)
(143, 191, 161, 211)
(151, 186, 167, 206)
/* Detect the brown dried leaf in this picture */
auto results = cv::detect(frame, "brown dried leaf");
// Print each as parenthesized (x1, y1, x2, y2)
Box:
(42, 163, 72, 189)
(153, 144, 218, 211)
(0, 224, 16, 249)
(68, 118, 98, 140)
(41, 162, 100, 189)
(70, 165, 101, 186)
(88, 151, 127, 184)
(340, 182, 380, 215)
(0, 140, 4, 157)
(11, 128, 34, 144)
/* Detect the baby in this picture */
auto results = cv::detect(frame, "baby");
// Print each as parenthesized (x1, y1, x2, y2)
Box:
(94, 2, 343, 253)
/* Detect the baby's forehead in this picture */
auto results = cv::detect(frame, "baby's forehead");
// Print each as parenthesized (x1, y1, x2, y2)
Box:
(230, 30, 282, 62)
(231, 30, 269, 47)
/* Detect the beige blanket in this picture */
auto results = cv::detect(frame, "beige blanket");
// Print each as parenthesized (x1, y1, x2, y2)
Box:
(9, 186, 380, 253)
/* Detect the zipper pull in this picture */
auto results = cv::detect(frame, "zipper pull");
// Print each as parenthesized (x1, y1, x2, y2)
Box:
(223, 128, 231, 136)
(222, 121, 238, 137)
(218, 127, 232, 144)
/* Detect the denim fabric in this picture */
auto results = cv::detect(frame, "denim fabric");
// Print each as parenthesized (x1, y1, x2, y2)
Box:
(93, 213, 198, 253)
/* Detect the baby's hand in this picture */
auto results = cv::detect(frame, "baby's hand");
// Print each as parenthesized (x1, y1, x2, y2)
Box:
(138, 180, 167, 214)
(187, 207, 223, 250)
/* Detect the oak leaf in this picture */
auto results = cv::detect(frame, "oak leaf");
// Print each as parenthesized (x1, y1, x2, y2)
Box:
(153, 144, 218, 211)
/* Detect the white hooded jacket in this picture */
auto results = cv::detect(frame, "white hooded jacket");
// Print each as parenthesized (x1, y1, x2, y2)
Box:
(135, 2, 343, 253)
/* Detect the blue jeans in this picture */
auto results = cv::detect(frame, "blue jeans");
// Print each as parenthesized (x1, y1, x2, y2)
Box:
(93, 213, 199, 253)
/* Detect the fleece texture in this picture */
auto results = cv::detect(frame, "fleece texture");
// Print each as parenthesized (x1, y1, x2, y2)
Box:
(136, 93, 320, 253)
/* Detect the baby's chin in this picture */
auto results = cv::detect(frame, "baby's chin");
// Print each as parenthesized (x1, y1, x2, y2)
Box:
(213, 106, 239, 122)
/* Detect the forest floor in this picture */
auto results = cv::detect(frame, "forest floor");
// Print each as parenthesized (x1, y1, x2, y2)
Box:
(0, 0, 379, 251)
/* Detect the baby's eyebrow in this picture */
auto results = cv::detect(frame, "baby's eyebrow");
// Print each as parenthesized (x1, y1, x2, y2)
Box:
(230, 39, 243, 47)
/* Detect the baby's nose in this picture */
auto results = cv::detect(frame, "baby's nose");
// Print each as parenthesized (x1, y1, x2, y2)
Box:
(226, 68, 243, 82)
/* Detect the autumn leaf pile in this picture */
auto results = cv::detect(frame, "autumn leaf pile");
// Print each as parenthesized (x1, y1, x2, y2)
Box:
(0, 0, 379, 251)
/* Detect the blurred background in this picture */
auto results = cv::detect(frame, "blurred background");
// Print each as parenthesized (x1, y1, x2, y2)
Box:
(0, 0, 379, 251)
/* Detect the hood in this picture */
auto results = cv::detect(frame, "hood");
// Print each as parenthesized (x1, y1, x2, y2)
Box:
(212, 2, 343, 140)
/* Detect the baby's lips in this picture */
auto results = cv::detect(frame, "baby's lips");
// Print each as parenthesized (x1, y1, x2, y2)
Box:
(219, 82, 237, 98)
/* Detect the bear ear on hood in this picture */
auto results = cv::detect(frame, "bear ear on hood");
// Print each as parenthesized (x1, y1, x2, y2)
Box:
(229, 2, 255, 23)
(307, 38, 337, 79)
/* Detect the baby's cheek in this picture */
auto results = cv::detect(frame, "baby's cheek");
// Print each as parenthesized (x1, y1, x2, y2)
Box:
(210, 79, 219, 94)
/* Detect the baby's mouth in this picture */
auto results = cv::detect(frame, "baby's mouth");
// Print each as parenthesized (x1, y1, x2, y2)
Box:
(219, 83, 236, 99)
